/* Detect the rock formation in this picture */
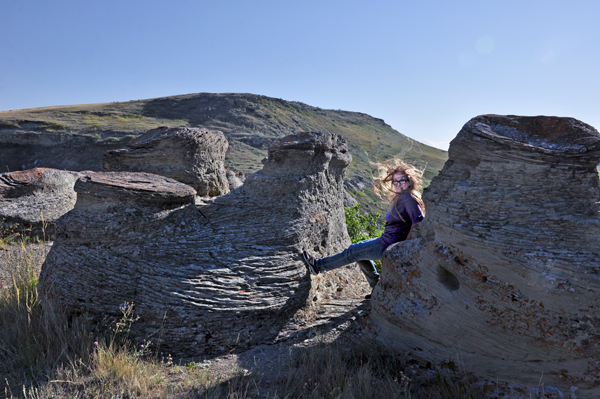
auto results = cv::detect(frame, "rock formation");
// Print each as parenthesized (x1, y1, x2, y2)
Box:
(0, 168, 80, 238)
(102, 126, 230, 197)
(371, 115, 600, 396)
(39, 132, 370, 357)
(0, 130, 129, 172)
(226, 170, 245, 190)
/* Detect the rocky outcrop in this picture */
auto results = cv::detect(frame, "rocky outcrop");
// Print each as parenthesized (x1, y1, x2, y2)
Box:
(39, 132, 370, 357)
(0, 130, 128, 172)
(102, 126, 230, 197)
(0, 168, 79, 238)
(371, 115, 600, 396)
(226, 170, 245, 190)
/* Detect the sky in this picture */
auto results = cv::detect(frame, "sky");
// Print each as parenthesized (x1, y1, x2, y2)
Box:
(1, 0, 599, 150)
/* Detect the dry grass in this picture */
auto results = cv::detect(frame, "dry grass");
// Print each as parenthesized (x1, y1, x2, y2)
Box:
(281, 338, 410, 398)
(0, 239, 485, 399)
(0, 242, 246, 398)
(1, 240, 559, 399)
(0, 240, 91, 396)
(279, 336, 492, 399)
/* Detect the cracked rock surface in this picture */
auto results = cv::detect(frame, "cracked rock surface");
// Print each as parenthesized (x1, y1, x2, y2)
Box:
(39, 132, 370, 357)
(371, 115, 600, 397)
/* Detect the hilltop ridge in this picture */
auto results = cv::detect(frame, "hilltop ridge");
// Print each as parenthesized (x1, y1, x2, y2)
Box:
(0, 93, 447, 214)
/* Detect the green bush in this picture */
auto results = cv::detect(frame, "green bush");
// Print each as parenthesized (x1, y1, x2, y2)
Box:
(345, 203, 383, 243)
(345, 203, 384, 272)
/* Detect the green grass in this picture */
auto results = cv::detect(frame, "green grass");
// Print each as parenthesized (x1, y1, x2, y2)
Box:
(0, 120, 21, 129)
(37, 120, 70, 133)
(0, 103, 190, 136)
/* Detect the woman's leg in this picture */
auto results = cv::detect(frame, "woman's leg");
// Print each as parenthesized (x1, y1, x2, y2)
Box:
(356, 260, 380, 289)
(316, 238, 384, 273)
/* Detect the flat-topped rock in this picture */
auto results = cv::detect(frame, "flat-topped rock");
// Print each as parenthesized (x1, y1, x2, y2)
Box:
(102, 126, 230, 197)
(371, 115, 600, 397)
(75, 171, 197, 207)
(466, 114, 600, 154)
(39, 131, 369, 357)
(0, 168, 79, 237)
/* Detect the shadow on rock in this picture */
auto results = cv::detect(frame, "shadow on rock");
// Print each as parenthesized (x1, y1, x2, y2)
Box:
(39, 131, 371, 357)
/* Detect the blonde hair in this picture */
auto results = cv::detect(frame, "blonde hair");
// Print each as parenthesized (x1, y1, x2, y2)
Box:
(373, 159, 425, 216)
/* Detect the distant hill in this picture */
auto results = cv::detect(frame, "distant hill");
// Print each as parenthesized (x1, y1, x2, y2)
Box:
(0, 93, 448, 215)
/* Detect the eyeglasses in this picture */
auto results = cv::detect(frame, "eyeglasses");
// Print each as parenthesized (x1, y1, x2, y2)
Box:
(392, 178, 410, 185)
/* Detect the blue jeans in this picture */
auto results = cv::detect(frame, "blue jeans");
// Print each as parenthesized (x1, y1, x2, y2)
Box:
(316, 238, 383, 288)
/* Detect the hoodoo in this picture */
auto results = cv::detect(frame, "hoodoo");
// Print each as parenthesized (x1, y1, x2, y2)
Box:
(371, 115, 600, 396)
(103, 126, 230, 197)
(39, 132, 370, 356)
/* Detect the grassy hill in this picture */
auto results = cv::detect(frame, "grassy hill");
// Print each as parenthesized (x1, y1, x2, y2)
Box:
(0, 93, 448, 216)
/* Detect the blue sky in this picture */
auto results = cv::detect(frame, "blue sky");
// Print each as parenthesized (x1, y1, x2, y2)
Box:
(1, 0, 599, 150)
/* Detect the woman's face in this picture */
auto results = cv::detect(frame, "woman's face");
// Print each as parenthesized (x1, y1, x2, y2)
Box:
(391, 172, 410, 193)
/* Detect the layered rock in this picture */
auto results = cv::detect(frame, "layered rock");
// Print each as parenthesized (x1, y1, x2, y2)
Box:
(0, 168, 79, 238)
(102, 126, 230, 197)
(39, 132, 370, 357)
(0, 130, 128, 172)
(371, 115, 600, 396)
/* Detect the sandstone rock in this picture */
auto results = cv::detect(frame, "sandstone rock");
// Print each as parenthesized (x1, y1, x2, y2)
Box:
(39, 132, 370, 357)
(102, 126, 230, 197)
(0, 130, 129, 172)
(226, 170, 245, 190)
(0, 168, 79, 238)
(371, 115, 600, 397)
(343, 190, 358, 208)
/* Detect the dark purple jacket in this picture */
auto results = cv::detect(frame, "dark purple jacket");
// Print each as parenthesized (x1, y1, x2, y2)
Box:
(378, 191, 424, 249)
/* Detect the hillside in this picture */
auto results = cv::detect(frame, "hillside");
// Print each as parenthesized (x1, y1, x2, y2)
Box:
(0, 93, 447, 215)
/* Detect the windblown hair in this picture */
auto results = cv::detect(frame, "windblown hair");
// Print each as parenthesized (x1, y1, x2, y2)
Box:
(373, 159, 426, 215)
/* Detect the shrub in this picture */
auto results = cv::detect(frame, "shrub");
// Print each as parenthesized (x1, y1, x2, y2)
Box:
(344, 203, 383, 244)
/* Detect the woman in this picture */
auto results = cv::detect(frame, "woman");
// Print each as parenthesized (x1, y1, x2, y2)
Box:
(302, 160, 425, 289)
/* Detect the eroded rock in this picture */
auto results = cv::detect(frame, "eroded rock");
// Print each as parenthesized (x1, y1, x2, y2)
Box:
(102, 126, 230, 197)
(226, 170, 245, 190)
(39, 132, 370, 357)
(0, 168, 79, 238)
(371, 115, 600, 397)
